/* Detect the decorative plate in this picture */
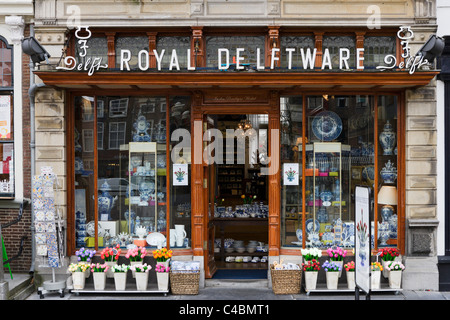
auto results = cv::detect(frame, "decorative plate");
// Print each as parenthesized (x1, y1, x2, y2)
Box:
(146, 232, 166, 246)
(305, 219, 320, 234)
(311, 111, 343, 141)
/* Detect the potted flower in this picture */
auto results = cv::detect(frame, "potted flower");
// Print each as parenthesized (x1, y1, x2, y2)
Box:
(370, 262, 383, 290)
(90, 263, 109, 290)
(152, 247, 172, 267)
(386, 261, 405, 289)
(126, 246, 148, 278)
(301, 248, 322, 261)
(326, 246, 346, 277)
(68, 262, 89, 290)
(131, 263, 151, 291)
(111, 264, 130, 290)
(344, 261, 355, 289)
(322, 260, 341, 290)
(302, 259, 320, 291)
(378, 248, 400, 278)
(75, 247, 96, 278)
(155, 262, 170, 291)
(100, 244, 121, 278)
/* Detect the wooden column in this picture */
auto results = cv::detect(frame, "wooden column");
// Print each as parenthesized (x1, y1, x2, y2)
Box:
(268, 91, 280, 256)
(355, 31, 365, 71)
(267, 26, 280, 68)
(191, 26, 204, 68)
(106, 32, 116, 69)
(314, 32, 324, 69)
(147, 32, 157, 69)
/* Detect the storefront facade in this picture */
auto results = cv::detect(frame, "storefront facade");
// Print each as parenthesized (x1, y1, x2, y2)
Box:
(31, 0, 440, 290)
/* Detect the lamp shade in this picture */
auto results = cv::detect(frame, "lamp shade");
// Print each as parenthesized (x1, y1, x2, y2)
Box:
(378, 186, 398, 205)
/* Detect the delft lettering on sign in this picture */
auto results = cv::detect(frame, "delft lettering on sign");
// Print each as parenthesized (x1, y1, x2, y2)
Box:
(56, 26, 429, 76)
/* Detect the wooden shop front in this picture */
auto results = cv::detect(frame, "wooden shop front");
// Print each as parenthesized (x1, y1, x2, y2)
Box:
(35, 26, 437, 280)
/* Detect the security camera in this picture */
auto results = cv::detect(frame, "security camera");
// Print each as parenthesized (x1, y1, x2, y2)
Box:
(22, 36, 51, 65)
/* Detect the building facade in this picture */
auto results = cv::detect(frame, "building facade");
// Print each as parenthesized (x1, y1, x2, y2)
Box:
(25, 0, 442, 291)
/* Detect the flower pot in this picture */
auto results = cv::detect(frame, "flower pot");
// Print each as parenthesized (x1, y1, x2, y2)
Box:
(105, 261, 117, 278)
(326, 271, 339, 290)
(135, 272, 149, 291)
(371, 270, 381, 290)
(72, 271, 86, 290)
(346, 271, 355, 290)
(157, 272, 169, 291)
(333, 260, 344, 277)
(304, 271, 318, 291)
(93, 272, 107, 291)
(113, 272, 127, 291)
(130, 261, 141, 278)
(388, 270, 402, 289)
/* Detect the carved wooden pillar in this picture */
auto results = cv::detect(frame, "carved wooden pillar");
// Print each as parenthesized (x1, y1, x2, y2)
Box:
(191, 91, 205, 257)
(355, 31, 365, 71)
(191, 26, 204, 68)
(268, 91, 280, 256)
(267, 26, 280, 68)
(147, 32, 157, 69)
(106, 32, 116, 69)
(314, 32, 324, 69)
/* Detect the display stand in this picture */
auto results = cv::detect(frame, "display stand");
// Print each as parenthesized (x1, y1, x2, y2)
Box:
(33, 167, 66, 299)
(71, 280, 169, 296)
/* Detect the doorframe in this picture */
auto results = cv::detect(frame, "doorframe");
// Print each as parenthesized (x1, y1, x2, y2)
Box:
(190, 90, 281, 278)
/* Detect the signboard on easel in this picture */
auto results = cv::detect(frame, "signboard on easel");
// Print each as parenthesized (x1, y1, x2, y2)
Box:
(355, 185, 371, 299)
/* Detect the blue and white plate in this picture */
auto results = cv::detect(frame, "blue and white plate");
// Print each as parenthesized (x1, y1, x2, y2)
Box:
(305, 219, 320, 234)
(312, 111, 343, 141)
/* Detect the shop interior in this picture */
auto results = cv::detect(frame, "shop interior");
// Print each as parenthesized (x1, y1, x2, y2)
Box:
(208, 114, 270, 277)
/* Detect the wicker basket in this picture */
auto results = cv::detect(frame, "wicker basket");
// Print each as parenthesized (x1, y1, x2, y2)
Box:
(169, 271, 200, 295)
(270, 264, 302, 294)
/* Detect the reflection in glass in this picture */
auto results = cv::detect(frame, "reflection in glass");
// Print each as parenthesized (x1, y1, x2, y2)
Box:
(280, 96, 303, 247)
(169, 96, 191, 248)
(377, 96, 398, 248)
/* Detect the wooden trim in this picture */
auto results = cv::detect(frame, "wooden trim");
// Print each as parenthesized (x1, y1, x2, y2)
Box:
(35, 71, 439, 88)
(66, 91, 75, 256)
(94, 96, 98, 250)
(398, 91, 406, 255)
(105, 32, 116, 69)
(374, 94, 379, 252)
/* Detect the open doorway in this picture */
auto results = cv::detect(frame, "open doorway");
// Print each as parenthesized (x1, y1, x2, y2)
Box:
(207, 114, 270, 279)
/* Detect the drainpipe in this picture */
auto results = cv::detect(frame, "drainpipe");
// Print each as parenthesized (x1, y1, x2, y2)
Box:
(28, 23, 47, 274)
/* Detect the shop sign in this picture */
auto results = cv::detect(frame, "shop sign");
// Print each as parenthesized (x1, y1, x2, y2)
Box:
(56, 26, 430, 76)
(355, 186, 371, 295)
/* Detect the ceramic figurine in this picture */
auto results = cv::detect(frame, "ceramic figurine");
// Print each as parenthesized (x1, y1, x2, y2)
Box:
(132, 114, 152, 142)
(380, 160, 397, 184)
(379, 120, 396, 155)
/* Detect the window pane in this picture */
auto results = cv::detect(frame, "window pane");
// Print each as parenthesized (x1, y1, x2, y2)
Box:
(280, 96, 303, 247)
(115, 36, 148, 69)
(156, 36, 191, 69)
(322, 36, 356, 69)
(377, 95, 398, 249)
(364, 36, 396, 68)
(280, 36, 315, 69)
(0, 142, 14, 197)
(169, 96, 191, 248)
(205, 36, 265, 68)
(75, 37, 108, 66)
(300, 95, 374, 250)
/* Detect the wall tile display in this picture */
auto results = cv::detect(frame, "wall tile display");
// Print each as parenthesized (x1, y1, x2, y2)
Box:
(32, 170, 62, 268)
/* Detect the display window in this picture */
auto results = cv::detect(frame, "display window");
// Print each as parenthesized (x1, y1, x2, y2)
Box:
(280, 94, 400, 252)
(73, 95, 192, 251)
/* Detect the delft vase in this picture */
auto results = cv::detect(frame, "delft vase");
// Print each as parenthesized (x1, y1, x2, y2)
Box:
(379, 120, 396, 155)
(98, 181, 116, 221)
(317, 207, 328, 223)
(380, 160, 397, 184)
(381, 205, 394, 223)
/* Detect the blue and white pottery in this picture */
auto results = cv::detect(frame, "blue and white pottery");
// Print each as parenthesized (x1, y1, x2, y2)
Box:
(379, 120, 396, 155)
(317, 207, 328, 223)
(296, 229, 302, 242)
(388, 214, 398, 239)
(98, 181, 116, 221)
(311, 111, 343, 141)
(380, 160, 397, 184)
(380, 205, 394, 223)
(133, 115, 152, 142)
